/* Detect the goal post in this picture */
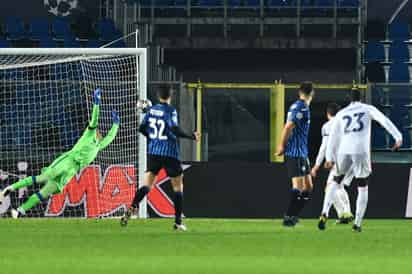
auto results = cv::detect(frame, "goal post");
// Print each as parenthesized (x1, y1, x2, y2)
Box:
(0, 48, 147, 218)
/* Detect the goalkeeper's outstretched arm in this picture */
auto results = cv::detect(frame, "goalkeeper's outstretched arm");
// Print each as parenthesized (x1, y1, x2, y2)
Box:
(89, 89, 102, 130)
(99, 110, 120, 150)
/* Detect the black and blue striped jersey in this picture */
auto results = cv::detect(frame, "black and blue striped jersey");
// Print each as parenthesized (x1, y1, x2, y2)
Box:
(285, 99, 311, 158)
(140, 103, 180, 159)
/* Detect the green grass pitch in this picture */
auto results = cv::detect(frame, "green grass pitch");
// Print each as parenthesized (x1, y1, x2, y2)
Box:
(0, 218, 412, 274)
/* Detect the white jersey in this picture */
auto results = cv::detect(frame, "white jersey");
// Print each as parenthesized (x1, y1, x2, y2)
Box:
(315, 119, 333, 167)
(326, 102, 402, 162)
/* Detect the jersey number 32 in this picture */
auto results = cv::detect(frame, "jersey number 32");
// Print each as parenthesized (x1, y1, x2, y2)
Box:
(342, 112, 365, 134)
(148, 118, 168, 140)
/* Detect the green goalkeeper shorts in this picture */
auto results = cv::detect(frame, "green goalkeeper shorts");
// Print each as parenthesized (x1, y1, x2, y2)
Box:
(41, 152, 80, 193)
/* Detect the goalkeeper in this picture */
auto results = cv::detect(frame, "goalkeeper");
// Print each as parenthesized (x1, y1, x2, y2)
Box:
(0, 89, 120, 218)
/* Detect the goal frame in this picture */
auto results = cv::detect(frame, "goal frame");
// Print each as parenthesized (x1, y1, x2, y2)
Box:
(0, 47, 148, 218)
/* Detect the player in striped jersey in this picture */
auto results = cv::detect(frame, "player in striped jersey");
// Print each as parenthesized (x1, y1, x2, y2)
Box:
(276, 82, 315, 227)
(121, 85, 200, 231)
(311, 102, 353, 228)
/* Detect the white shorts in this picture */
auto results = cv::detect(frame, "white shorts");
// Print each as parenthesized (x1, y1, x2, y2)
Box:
(327, 165, 354, 186)
(335, 154, 371, 179)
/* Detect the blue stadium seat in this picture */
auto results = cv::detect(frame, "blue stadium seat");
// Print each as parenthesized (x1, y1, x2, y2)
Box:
(175, 0, 187, 5)
(364, 42, 385, 63)
(389, 62, 410, 83)
(64, 39, 81, 48)
(29, 18, 50, 40)
(317, 0, 334, 7)
(0, 39, 11, 48)
(96, 19, 122, 41)
(389, 41, 410, 62)
(140, 0, 152, 6)
(245, 0, 260, 6)
(389, 22, 410, 41)
(86, 39, 102, 48)
(199, 0, 222, 5)
(39, 37, 58, 47)
(52, 17, 74, 40)
(5, 17, 26, 40)
(338, 0, 359, 7)
(227, 0, 241, 6)
(301, 0, 314, 7)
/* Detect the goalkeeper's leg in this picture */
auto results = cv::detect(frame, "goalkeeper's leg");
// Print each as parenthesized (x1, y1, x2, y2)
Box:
(13, 181, 59, 218)
(0, 173, 49, 205)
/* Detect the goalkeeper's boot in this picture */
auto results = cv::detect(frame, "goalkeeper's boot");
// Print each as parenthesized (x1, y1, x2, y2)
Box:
(318, 214, 328, 231)
(11, 208, 22, 219)
(173, 223, 187, 232)
(352, 224, 362, 233)
(120, 207, 134, 227)
(0, 186, 13, 205)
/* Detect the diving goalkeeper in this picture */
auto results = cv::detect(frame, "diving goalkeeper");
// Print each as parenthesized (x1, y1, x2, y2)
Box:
(0, 89, 120, 218)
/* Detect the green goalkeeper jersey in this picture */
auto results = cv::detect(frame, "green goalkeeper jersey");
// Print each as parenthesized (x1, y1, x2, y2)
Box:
(69, 104, 119, 169)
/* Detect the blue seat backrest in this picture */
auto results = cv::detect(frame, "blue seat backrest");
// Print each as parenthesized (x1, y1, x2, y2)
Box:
(389, 62, 410, 83)
(365, 41, 385, 62)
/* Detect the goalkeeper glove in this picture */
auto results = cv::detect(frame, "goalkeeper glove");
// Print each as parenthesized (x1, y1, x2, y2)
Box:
(112, 110, 120, 125)
(93, 88, 102, 105)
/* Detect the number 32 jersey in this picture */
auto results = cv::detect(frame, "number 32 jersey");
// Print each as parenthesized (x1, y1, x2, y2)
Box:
(141, 103, 180, 159)
(326, 102, 402, 161)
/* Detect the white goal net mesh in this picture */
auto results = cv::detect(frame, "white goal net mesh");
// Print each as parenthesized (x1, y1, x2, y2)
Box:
(0, 52, 146, 218)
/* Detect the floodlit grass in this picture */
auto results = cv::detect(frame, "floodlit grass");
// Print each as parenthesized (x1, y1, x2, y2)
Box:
(0, 218, 411, 274)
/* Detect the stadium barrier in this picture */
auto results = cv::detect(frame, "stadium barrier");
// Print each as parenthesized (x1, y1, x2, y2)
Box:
(186, 81, 368, 163)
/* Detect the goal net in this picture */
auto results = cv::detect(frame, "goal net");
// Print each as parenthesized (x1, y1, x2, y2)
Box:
(0, 48, 147, 218)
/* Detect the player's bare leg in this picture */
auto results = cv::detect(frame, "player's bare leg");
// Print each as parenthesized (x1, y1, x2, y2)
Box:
(171, 175, 186, 231)
(121, 172, 156, 227)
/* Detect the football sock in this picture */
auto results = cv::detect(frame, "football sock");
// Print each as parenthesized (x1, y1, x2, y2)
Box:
(11, 176, 36, 191)
(339, 187, 352, 215)
(296, 191, 311, 216)
(321, 181, 339, 217)
(131, 186, 150, 208)
(332, 187, 345, 218)
(286, 188, 301, 217)
(173, 191, 184, 225)
(355, 186, 368, 227)
(19, 192, 44, 214)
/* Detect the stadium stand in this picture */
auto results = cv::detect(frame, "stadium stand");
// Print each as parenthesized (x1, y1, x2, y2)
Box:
(64, 38, 81, 48)
(389, 22, 410, 41)
(96, 18, 122, 41)
(364, 41, 385, 63)
(0, 39, 11, 48)
(39, 37, 58, 47)
(52, 17, 74, 40)
(339, 0, 359, 7)
(389, 41, 410, 62)
(5, 17, 26, 40)
(389, 62, 410, 83)
(28, 18, 50, 40)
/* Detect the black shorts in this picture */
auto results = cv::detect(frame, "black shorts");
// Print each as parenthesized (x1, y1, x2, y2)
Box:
(285, 156, 310, 179)
(147, 155, 183, 178)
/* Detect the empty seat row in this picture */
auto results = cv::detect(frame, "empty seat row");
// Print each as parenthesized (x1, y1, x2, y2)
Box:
(365, 41, 411, 63)
(365, 62, 411, 83)
(134, 0, 359, 7)
(0, 37, 126, 48)
(1, 17, 122, 43)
